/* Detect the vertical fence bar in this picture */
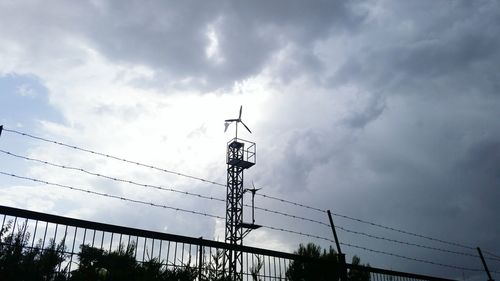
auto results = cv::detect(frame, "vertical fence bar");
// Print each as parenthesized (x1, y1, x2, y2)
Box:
(174, 242, 178, 267)
(198, 240, 203, 281)
(58, 225, 68, 272)
(100, 231, 105, 249)
(181, 243, 185, 265)
(91, 229, 96, 247)
(10, 216, 18, 238)
(31, 220, 38, 248)
(1, 214, 5, 233)
(82, 228, 87, 245)
(20, 218, 28, 244)
(68, 227, 78, 275)
(166, 241, 171, 268)
(159, 240, 163, 261)
(41, 221, 49, 249)
(109, 233, 114, 252)
(142, 237, 147, 262)
(134, 236, 139, 259)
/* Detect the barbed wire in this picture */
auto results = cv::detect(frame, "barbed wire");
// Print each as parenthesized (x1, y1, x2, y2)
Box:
(2, 128, 226, 187)
(0, 148, 330, 229)
(328, 212, 476, 251)
(0, 127, 485, 256)
(0, 171, 224, 220)
(261, 225, 488, 273)
(0, 149, 226, 203)
(484, 250, 500, 259)
(3, 146, 490, 261)
(334, 226, 489, 259)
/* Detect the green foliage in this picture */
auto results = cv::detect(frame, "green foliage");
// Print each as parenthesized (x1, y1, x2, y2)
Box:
(286, 243, 341, 281)
(286, 243, 370, 281)
(1, 221, 370, 281)
(0, 220, 67, 281)
(348, 255, 371, 281)
(199, 250, 231, 281)
(70, 243, 198, 281)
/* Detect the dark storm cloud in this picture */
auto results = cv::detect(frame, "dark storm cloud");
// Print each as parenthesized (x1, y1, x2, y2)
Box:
(78, 0, 364, 89)
(0, 0, 364, 90)
(250, 0, 500, 277)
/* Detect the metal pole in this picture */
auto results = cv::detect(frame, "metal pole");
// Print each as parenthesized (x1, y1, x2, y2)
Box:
(198, 237, 204, 281)
(477, 247, 494, 281)
(327, 210, 347, 281)
(327, 210, 343, 255)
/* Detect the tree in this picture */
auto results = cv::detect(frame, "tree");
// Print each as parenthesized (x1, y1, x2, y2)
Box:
(286, 243, 370, 281)
(348, 255, 371, 281)
(0, 220, 68, 281)
(286, 243, 341, 281)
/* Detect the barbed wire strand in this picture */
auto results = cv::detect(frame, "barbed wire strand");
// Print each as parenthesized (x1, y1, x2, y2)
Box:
(484, 250, 500, 259)
(0, 171, 224, 220)
(1, 169, 498, 273)
(262, 225, 490, 273)
(334, 226, 495, 260)
(2, 147, 491, 261)
(0, 149, 330, 229)
(0, 127, 481, 253)
(2, 128, 226, 187)
(0, 149, 226, 203)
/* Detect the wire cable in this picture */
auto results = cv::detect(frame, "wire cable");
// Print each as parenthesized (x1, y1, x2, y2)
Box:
(262, 225, 488, 273)
(334, 226, 489, 259)
(0, 149, 226, 203)
(329, 212, 476, 251)
(0, 171, 224, 220)
(0, 127, 485, 255)
(3, 146, 491, 261)
(484, 250, 500, 259)
(0, 149, 331, 229)
(1, 128, 226, 187)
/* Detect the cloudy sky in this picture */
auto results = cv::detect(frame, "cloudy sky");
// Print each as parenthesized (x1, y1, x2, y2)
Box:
(0, 0, 499, 279)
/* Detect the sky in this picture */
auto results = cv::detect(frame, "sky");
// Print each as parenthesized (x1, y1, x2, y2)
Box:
(0, 0, 499, 279)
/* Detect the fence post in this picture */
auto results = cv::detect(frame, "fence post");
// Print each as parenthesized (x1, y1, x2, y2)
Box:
(477, 247, 494, 281)
(198, 237, 204, 281)
(327, 210, 348, 281)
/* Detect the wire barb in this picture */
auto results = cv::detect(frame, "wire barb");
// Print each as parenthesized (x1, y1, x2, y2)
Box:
(2, 126, 494, 261)
(262, 225, 488, 273)
(0, 170, 224, 220)
(2, 127, 226, 188)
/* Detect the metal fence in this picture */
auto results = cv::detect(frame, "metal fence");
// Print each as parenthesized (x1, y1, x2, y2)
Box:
(0, 205, 454, 281)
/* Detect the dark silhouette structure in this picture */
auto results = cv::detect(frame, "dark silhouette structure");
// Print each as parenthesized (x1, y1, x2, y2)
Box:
(224, 106, 257, 281)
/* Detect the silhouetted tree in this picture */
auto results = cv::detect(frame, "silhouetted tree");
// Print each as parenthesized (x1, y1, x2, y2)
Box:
(348, 256, 371, 281)
(0, 220, 68, 281)
(286, 243, 370, 281)
(286, 243, 341, 281)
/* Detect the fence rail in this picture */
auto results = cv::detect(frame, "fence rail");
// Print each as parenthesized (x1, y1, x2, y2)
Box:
(0, 205, 455, 281)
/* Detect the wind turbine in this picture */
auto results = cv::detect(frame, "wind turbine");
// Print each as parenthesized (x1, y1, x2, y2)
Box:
(225, 105, 251, 139)
(244, 181, 262, 224)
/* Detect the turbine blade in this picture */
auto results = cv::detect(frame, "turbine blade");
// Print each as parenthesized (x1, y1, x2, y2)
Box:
(225, 119, 238, 122)
(239, 105, 242, 120)
(241, 121, 252, 133)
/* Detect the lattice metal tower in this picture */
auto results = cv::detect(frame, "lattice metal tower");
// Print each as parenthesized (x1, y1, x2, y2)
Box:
(224, 106, 256, 281)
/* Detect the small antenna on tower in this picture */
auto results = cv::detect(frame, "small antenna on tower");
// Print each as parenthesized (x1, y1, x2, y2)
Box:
(224, 105, 251, 139)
